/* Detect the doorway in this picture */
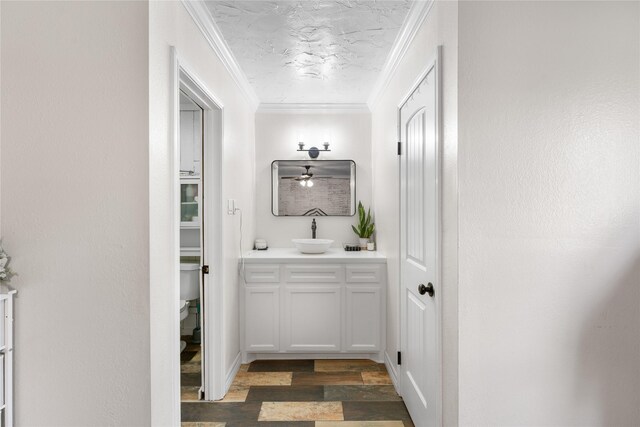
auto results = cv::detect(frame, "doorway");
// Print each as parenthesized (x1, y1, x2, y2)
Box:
(398, 47, 442, 426)
(179, 89, 204, 398)
(173, 50, 225, 416)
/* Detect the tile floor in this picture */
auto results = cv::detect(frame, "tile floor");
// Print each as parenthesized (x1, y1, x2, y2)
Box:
(181, 337, 203, 401)
(181, 349, 414, 427)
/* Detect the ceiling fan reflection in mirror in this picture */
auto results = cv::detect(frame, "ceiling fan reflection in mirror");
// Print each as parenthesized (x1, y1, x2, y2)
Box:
(289, 165, 314, 187)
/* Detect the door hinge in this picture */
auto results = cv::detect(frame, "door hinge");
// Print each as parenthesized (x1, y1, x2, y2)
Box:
(397, 351, 402, 365)
(397, 141, 402, 156)
(202, 265, 210, 275)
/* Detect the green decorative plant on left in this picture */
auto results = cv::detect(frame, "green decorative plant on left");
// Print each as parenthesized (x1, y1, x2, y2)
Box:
(0, 241, 16, 283)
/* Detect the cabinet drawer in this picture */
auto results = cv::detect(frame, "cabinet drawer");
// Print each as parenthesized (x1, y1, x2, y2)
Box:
(244, 265, 280, 283)
(346, 264, 382, 283)
(284, 265, 344, 283)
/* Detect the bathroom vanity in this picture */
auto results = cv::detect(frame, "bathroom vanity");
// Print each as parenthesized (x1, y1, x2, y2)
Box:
(0, 290, 15, 426)
(240, 248, 386, 363)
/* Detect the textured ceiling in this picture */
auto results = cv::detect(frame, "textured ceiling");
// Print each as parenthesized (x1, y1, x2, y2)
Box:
(205, 0, 412, 104)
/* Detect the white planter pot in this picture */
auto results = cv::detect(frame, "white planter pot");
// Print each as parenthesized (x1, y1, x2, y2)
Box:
(359, 238, 369, 249)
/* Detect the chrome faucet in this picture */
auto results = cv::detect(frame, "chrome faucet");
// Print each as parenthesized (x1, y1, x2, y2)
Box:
(311, 219, 317, 239)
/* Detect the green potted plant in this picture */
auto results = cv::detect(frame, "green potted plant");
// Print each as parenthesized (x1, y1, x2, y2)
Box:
(352, 201, 375, 249)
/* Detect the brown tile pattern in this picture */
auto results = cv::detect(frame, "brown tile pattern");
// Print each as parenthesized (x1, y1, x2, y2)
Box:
(182, 362, 202, 374)
(232, 371, 293, 387)
(182, 372, 203, 387)
(181, 359, 414, 426)
(342, 402, 413, 424)
(181, 423, 225, 427)
(360, 371, 393, 385)
(316, 422, 405, 427)
(292, 372, 363, 386)
(181, 386, 201, 402)
(181, 336, 203, 400)
(226, 423, 314, 427)
(246, 386, 325, 402)
(259, 402, 343, 421)
(218, 387, 250, 402)
(324, 385, 401, 402)
(314, 360, 386, 373)
(182, 402, 262, 423)
(181, 350, 198, 362)
(249, 359, 315, 372)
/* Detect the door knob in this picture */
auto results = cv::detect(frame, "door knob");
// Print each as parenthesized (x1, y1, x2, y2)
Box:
(418, 283, 434, 297)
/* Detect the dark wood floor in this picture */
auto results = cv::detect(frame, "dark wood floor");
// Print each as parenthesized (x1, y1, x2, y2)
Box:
(181, 347, 414, 426)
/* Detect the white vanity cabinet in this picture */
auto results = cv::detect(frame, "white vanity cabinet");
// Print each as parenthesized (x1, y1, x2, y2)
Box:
(241, 249, 386, 362)
(0, 291, 16, 427)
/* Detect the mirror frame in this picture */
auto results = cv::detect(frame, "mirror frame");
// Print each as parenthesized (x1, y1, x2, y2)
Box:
(271, 159, 357, 217)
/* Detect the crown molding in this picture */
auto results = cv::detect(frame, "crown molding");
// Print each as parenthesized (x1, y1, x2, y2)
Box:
(366, 0, 435, 110)
(181, 0, 260, 111)
(258, 103, 370, 114)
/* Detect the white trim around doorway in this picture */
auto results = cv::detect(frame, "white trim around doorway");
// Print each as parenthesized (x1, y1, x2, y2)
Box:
(171, 47, 226, 418)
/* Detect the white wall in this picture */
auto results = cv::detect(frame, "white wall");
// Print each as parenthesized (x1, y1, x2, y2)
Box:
(149, 2, 256, 424)
(458, 1, 640, 425)
(370, 2, 459, 425)
(255, 112, 371, 248)
(1, 2, 151, 425)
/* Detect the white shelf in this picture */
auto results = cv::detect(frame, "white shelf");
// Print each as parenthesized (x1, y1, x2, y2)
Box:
(180, 246, 201, 257)
(180, 223, 200, 229)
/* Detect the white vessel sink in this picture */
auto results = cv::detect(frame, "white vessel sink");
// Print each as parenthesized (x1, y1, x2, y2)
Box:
(292, 238, 334, 254)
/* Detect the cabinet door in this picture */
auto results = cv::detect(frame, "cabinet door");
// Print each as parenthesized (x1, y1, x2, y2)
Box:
(0, 353, 4, 407)
(180, 110, 202, 175)
(345, 286, 381, 352)
(180, 180, 200, 228)
(284, 286, 341, 352)
(245, 286, 279, 352)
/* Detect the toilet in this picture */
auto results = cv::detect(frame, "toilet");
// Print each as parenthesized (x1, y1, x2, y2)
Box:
(180, 263, 200, 352)
(180, 300, 190, 321)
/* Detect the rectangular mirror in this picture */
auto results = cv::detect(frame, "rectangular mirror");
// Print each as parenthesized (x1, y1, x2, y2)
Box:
(272, 160, 356, 216)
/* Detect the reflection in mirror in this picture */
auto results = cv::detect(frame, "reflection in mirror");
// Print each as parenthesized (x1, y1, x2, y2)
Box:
(272, 160, 356, 216)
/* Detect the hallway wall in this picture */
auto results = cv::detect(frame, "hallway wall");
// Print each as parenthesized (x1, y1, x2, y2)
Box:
(149, 2, 257, 424)
(1, 2, 151, 425)
(255, 112, 372, 248)
(457, 1, 640, 425)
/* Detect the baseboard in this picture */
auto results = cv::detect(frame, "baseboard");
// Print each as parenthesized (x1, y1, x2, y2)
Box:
(385, 351, 401, 395)
(225, 352, 242, 392)
(246, 352, 382, 362)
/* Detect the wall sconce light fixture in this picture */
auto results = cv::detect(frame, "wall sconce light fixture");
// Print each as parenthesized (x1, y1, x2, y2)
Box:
(297, 140, 331, 159)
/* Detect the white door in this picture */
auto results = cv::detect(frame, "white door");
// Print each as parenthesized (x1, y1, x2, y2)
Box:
(399, 57, 440, 427)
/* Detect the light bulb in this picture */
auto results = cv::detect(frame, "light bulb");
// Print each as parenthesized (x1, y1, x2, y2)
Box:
(307, 180, 314, 187)
(300, 180, 306, 187)
(323, 132, 331, 149)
